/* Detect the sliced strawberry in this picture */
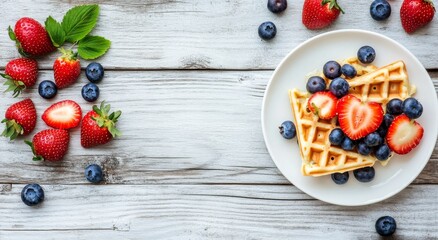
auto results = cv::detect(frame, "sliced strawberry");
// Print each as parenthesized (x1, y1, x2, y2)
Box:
(307, 91, 337, 119)
(386, 114, 424, 154)
(336, 94, 383, 140)
(42, 100, 82, 130)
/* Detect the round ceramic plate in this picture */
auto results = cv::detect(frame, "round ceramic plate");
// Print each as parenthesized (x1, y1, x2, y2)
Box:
(261, 29, 438, 206)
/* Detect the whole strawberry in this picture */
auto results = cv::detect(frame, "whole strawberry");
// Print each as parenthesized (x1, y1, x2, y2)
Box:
(0, 58, 38, 97)
(302, 0, 344, 30)
(81, 102, 122, 148)
(9, 17, 56, 57)
(54, 48, 81, 89)
(400, 0, 435, 33)
(25, 129, 69, 161)
(1, 99, 36, 140)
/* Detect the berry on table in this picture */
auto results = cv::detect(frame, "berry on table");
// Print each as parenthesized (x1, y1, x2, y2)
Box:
(53, 48, 81, 89)
(323, 61, 342, 79)
(25, 129, 70, 162)
(341, 64, 357, 78)
(331, 172, 349, 184)
(1, 58, 38, 97)
(329, 77, 349, 98)
(375, 216, 396, 236)
(85, 164, 104, 183)
(329, 128, 345, 145)
(402, 97, 423, 119)
(370, 0, 391, 21)
(302, 0, 344, 30)
(82, 83, 100, 102)
(279, 120, 296, 139)
(386, 98, 403, 116)
(1, 99, 37, 140)
(267, 0, 287, 13)
(258, 21, 277, 40)
(306, 76, 326, 93)
(85, 62, 105, 83)
(400, 0, 435, 34)
(375, 144, 391, 161)
(21, 183, 44, 206)
(38, 80, 57, 99)
(357, 46, 376, 64)
(353, 166, 375, 182)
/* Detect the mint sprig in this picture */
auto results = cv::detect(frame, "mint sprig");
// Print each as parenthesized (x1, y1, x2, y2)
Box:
(45, 16, 65, 47)
(78, 35, 111, 60)
(61, 4, 99, 43)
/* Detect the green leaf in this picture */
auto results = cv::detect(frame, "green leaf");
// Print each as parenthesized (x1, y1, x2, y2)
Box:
(78, 35, 111, 60)
(61, 4, 99, 42)
(8, 26, 16, 41)
(45, 16, 65, 47)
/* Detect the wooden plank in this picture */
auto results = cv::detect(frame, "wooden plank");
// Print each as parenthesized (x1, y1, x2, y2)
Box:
(0, 70, 436, 185)
(0, 184, 436, 239)
(0, 1, 437, 70)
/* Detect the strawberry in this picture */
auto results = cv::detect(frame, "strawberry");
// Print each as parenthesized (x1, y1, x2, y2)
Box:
(386, 114, 424, 154)
(9, 17, 56, 57)
(81, 102, 122, 148)
(1, 99, 36, 140)
(25, 129, 69, 161)
(336, 94, 383, 140)
(42, 100, 82, 130)
(0, 58, 38, 97)
(400, 0, 435, 34)
(302, 0, 344, 30)
(307, 91, 337, 119)
(53, 48, 81, 89)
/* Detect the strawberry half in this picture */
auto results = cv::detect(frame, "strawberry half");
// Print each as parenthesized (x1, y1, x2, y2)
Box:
(307, 91, 337, 119)
(400, 0, 435, 34)
(336, 94, 383, 140)
(53, 48, 81, 89)
(25, 129, 69, 161)
(1, 99, 36, 140)
(42, 100, 82, 129)
(386, 114, 424, 154)
(302, 0, 344, 30)
(1, 58, 38, 97)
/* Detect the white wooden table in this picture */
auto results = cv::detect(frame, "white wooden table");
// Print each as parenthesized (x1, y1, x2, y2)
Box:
(1, 1, 437, 239)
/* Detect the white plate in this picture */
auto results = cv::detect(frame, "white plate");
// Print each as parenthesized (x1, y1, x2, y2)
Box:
(261, 29, 438, 206)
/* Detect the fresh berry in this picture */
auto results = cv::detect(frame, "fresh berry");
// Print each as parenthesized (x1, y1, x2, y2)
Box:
(81, 83, 100, 102)
(370, 0, 391, 21)
(364, 132, 383, 147)
(306, 76, 326, 93)
(386, 98, 403, 115)
(353, 167, 375, 182)
(42, 100, 82, 130)
(85, 62, 104, 83)
(1, 58, 38, 97)
(307, 91, 338, 119)
(21, 183, 44, 206)
(9, 17, 56, 57)
(329, 128, 345, 145)
(377, 113, 395, 137)
(386, 114, 424, 154)
(375, 216, 397, 236)
(329, 77, 349, 98)
(279, 120, 296, 139)
(402, 98, 423, 119)
(357, 46, 376, 64)
(267, 0, 288, 13)
(81, 102, 122, 148)
(258, 21, 277, 40)
(302, 0, 344, 30)
(85, 164, 104, 183)
(53, 48, 81, 89)
(331, 172, 349, 184)
(357, 141, 372, 156)
(375, 144, 391, 161)
(337, 94, 384, 140)
(341, 136, 355, 151)
(1, 99, 36, 140)
(341, 64, 357, 78)
(323, 61, 342, 79)
(400, 0, 435, 34)
(25, 129, 70, 161)
(38, 80, 57, 99)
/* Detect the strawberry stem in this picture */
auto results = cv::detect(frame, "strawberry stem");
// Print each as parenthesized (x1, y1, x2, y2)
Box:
(322, 0, 344, 14)
(24, 140, 43, 161)
(1, 119, 24, 140)
(91, 101, 122, 138)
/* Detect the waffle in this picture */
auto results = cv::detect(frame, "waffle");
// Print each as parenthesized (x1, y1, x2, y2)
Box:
(289, 60, 415, 176)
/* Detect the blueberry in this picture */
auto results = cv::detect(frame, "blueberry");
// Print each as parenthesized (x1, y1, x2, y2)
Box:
(376, 125, 388, 137)
(21, 183, 44, 206)
(81, 83, 100, 102)
(357, 141, 372, 156)
(258, 21, 277, 40)
(370, 0, 391, 21)
(331, 172, 349, 185)
(375, 216, 396, 236)
(402, 98, 423, 119)
(306, 76, 326, 93)
(386, 98, 403, 115)
(353, 167, 375, 182)
(267, 0, 287, 13)
(85, 164, 104, 183)
(364, 132, 382, 147)
(383, 113, 395, 127)
(341, 137, 355, 151)
(323, 61, 342, 79)
(85, 62, 104, 83)
(357, 46, 376, 64)
(375, 144, 391, 161)
(38, 80, 57, 99)
(329, 128, 345, 145)
(341, 64, 357, 78)
(279, 121, 296, 139)
(329, 77, 349, 98)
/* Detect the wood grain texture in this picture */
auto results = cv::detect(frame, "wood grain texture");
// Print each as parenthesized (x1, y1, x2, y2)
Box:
(0, 0, 437, 70)
(0, 71, 436, 185)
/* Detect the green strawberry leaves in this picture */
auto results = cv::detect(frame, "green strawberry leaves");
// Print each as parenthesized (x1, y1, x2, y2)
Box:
(45, 16, 65, 47)
(62, 5, 99, 42)
(78, 35, 111, 60)
(91, 102, 122, 138)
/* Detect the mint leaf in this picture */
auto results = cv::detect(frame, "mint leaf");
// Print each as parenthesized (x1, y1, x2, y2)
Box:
(78, 35, 111, 60)
(61, 5, 99, 42)
(45, 16, 65, 47)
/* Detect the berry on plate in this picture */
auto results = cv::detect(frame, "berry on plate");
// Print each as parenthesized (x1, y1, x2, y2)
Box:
(331, 172, 349, 184)
(375, 216, 396, 236)
(364, 132, 383, 147)
(400, 0, 435, 34)
(402, 97, 423, 119)
(85, 62, 104, 83)
(375, 144, 391, 161)
(42, 100, 82, 130)
(323, 61, 342, 79)
(279, 120, 296, 139)
(341, 64, 357, 79)
(1, 99, 37, 140)
(353, 166, 375, 182)
(25, 129, 70, 161)
(21, 183, 44, 206)
(258, 21, 277, 40)
(38, 80, 58, 99)
(329, 128, 345, 145)
(1, 58, 38, 97)
(82, 83, 100, 102)
(306, 76, 326, 93)
(54, 48, 81, 89)
(370, 0, 391, 21)
(357, 141, 372, 156)
(267, 0, 288, 13)
(341, 136, 355, 151)
(376, 113, 395, 137)
(307, 91, 338, 119)
(386, 98, 403, 115)
(329, 77, 349, 98)
(302, 0, 344, 30)
(386, 114, 424, 154)
(85, 164, 104, 183)
(357, 46, 376, 64)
